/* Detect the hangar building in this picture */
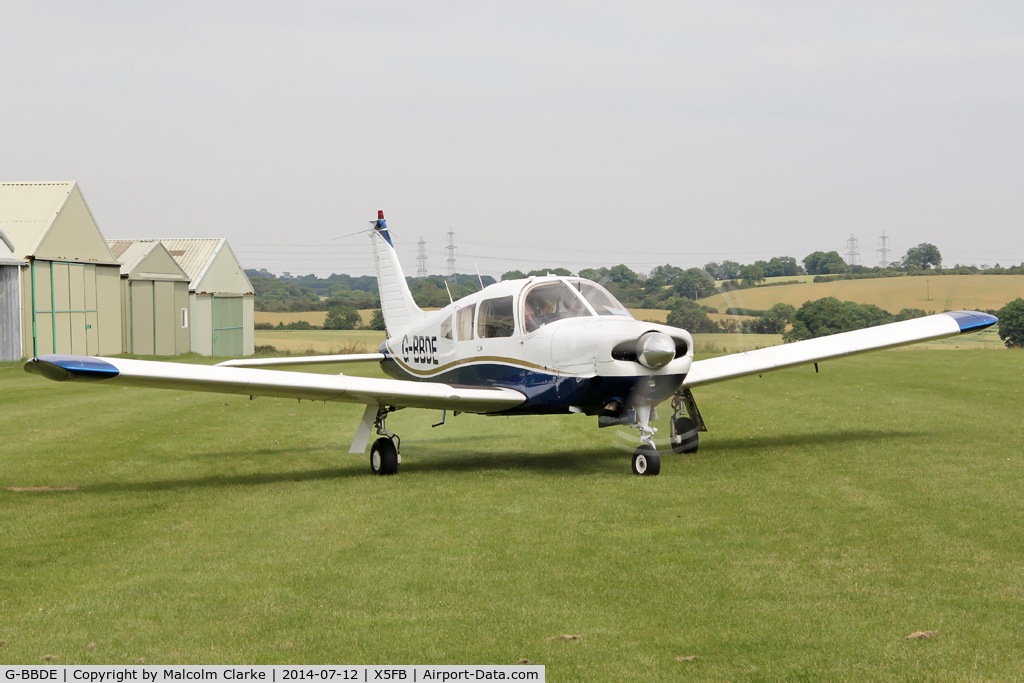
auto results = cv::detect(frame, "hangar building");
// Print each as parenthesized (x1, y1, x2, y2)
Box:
(107, 240, 192, 356)
(111, 239, 254, 356)
(0, 182, 122, 358)
(1, 230, 23, 361)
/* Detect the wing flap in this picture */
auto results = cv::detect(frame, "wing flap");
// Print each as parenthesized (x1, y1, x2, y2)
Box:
(25, 355, 525, 413)
(684, 311, 995, 388)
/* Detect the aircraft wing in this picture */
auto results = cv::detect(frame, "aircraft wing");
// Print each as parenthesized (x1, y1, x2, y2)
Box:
(216, 353, 386, 368)
(24, 355, 525, 413)
(683, 310, 998, 388)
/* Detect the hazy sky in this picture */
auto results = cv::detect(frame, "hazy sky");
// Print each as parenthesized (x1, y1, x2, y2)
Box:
(3, 1, 1022, 277)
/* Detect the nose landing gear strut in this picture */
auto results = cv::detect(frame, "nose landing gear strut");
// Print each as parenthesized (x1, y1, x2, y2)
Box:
(630, 403, 661, 476)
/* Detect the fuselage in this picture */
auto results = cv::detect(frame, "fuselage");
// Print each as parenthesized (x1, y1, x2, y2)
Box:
(378, 276, 693, 415)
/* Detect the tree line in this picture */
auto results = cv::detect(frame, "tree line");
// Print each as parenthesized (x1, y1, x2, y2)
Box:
(247, 270, 495, 313)
(247, 242, 1022, 314)
(246, 245, 1024, 345)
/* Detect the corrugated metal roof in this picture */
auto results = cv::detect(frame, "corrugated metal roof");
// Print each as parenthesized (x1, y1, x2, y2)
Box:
(105, 239, 191, 280)
(157, 239, 223, 285)
(107, 239, 134, 260)
(105, 238, 230, 289)
(110, 240, 153, 276)
(107, 240, 154, 276)
(0, 182, 76, 260)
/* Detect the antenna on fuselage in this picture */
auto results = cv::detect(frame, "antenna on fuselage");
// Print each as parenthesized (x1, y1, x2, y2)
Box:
(474, 262, 484, 290)
(444, 280, 454, 305)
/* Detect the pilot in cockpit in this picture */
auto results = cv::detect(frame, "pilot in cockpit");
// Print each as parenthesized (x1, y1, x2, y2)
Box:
(524, 282, 589, 333)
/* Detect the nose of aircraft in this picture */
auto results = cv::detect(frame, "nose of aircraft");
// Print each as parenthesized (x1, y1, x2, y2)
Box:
(636, 331, 676, 369)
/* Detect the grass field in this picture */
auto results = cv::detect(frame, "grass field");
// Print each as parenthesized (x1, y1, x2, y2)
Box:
(2, 343, 1023, 677)
(700, 274, 1024, 314)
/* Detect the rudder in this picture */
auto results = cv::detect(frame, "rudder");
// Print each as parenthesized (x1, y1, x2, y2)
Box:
(371, 211, 425, 334)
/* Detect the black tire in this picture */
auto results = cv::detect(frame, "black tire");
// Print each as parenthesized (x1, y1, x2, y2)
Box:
(671, 416, 700, 454)
(370, 437, 399, 475)
(632, 446, 661, 476)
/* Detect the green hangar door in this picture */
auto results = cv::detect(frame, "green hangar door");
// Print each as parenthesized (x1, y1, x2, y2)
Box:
(130, 280, 190, 355)
(32, 261, 101, 355)
(212, 295, 243, 356)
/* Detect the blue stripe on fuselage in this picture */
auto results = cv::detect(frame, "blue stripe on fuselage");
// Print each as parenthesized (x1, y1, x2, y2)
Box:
(378, 349, 684, 415)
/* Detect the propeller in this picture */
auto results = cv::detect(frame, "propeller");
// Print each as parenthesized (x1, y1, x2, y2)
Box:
(635, 331, 675, 369)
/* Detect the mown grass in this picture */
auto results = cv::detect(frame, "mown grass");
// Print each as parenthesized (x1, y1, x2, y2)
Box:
(2, 349, 1023, 678)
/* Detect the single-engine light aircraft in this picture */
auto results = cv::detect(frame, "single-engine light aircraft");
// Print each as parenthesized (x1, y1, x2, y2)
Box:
(25, 211, 998, 476)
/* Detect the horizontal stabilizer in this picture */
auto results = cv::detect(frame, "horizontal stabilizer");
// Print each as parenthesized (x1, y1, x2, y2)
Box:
(25, 355, 525, 413)
(684, 311, 997, 388)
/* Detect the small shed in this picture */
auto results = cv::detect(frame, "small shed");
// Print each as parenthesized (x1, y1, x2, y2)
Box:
(0, 230, 23, 361)
(107, 240, 192, 355)
(0, 181, 123, 358)
(143, 239, 254, 356)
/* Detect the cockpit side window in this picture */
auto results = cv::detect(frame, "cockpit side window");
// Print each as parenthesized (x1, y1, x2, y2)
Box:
(440, 315, 453, 340)
(570, 280, 633, 317)
(523, 281, 591, 333)
(456, 305, 474, 341)
(477, 296, 515, 338)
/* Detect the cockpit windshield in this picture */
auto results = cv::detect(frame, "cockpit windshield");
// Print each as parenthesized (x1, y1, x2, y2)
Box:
(523, 281, 591, 333)
(568, 280, 633, 317)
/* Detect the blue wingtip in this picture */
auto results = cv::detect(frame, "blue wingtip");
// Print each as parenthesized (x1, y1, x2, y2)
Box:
(24, 355, 120, 381)
(944, 310, 999, 333)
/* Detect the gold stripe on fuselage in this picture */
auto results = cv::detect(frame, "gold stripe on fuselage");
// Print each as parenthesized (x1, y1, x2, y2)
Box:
(384, 343, 564, 378)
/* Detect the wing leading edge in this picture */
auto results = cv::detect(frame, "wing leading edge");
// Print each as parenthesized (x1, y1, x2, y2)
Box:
(24, 355, 524, 413)
(683, 310, 998, 388)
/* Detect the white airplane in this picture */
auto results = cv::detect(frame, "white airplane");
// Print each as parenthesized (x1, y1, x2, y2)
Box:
(25, 211, 998, 476)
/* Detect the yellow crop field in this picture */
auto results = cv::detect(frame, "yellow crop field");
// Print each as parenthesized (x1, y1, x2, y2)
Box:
(758, 274, 819, 284)
(254, 329, 387, 354)
(255, 310, 375, 327)
(628, 308, 669, 322)
(256, 311, 328, 326)
(700, 275, 1024, 314)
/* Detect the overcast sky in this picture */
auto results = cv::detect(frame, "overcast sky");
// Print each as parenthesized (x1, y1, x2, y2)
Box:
(2, 1, 1022, 277)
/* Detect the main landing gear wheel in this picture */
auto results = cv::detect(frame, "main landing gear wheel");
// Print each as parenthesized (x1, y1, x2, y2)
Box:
(632, 446, 661, 476)
(370, 437, 399, 476)
(671, 416, 700, 454)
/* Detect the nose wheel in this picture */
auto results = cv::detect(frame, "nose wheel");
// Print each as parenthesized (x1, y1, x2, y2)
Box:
(628, 404, 661, 476)
(632, 446, 661, 476)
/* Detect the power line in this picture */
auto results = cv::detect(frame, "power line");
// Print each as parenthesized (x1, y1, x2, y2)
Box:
(446, 228, 457, 284)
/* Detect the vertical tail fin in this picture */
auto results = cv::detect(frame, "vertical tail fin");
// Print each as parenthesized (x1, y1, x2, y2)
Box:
(371, 211, 425, 334)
